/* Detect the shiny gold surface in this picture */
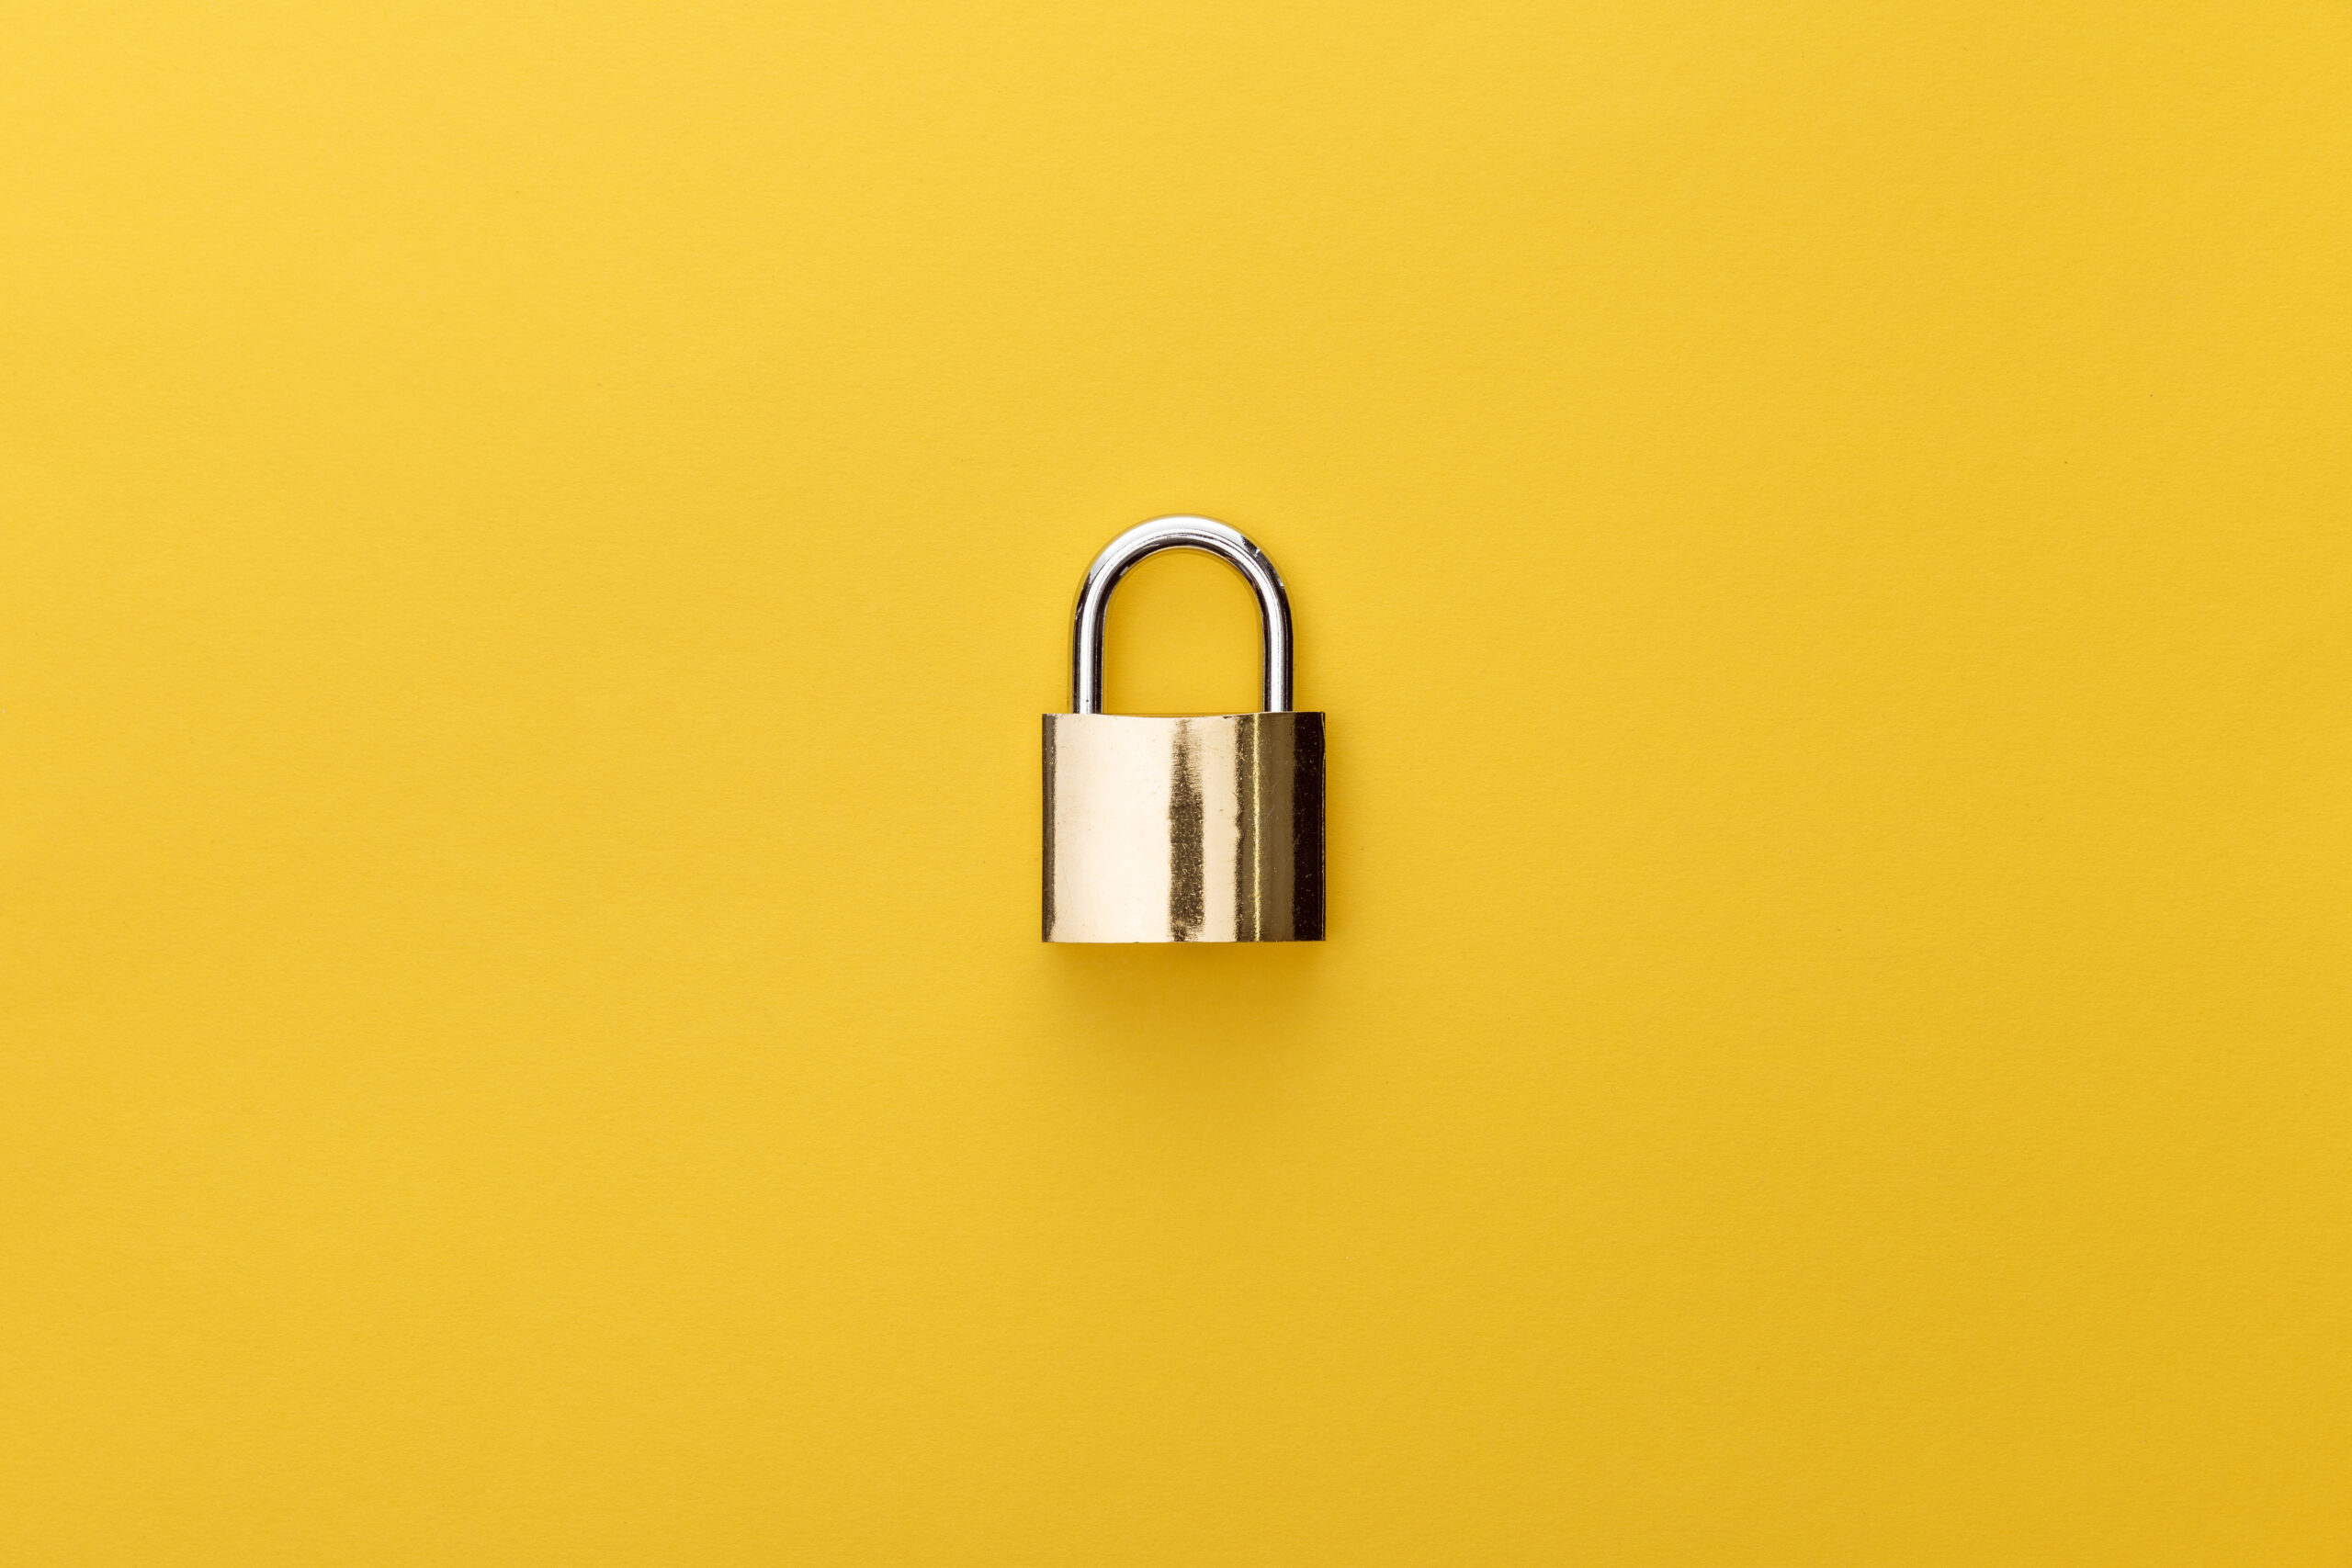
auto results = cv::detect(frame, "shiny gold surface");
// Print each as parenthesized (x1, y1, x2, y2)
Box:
(1044, 712, 1325, 942)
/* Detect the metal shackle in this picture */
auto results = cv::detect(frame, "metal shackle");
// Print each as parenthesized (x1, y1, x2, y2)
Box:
(1070, 516, 1294, 715)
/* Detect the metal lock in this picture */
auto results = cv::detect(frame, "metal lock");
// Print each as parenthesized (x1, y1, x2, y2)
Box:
(1043, 517, 1326, 942)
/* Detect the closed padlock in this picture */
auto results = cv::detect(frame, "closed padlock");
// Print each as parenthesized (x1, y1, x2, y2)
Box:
(1043, 517, 1326, 942)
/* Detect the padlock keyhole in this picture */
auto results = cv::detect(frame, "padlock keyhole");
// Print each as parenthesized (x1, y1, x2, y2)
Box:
(1099, 548, 1268, 716)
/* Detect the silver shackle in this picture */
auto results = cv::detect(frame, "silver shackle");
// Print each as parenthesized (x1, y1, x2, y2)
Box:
(1070, 516, 1295, 714)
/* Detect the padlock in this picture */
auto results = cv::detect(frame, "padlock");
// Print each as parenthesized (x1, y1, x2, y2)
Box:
(1043, 516, 1326, 942)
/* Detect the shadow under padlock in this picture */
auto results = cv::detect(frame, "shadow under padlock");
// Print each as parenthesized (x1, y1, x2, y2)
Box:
(1044, 517, 1327, 943)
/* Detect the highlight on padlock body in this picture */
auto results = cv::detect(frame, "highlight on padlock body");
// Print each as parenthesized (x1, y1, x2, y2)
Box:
(1044, 517, 1327, 943)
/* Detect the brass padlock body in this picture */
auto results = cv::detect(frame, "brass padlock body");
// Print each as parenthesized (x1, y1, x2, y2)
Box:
(1044, 711, 1324, 942)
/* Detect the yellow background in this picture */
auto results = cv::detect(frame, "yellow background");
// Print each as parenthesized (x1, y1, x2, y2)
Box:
(5, 0, 2348, 1561)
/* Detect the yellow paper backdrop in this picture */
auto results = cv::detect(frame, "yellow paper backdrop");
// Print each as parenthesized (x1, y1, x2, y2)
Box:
(5, 1, 2347, 1562)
